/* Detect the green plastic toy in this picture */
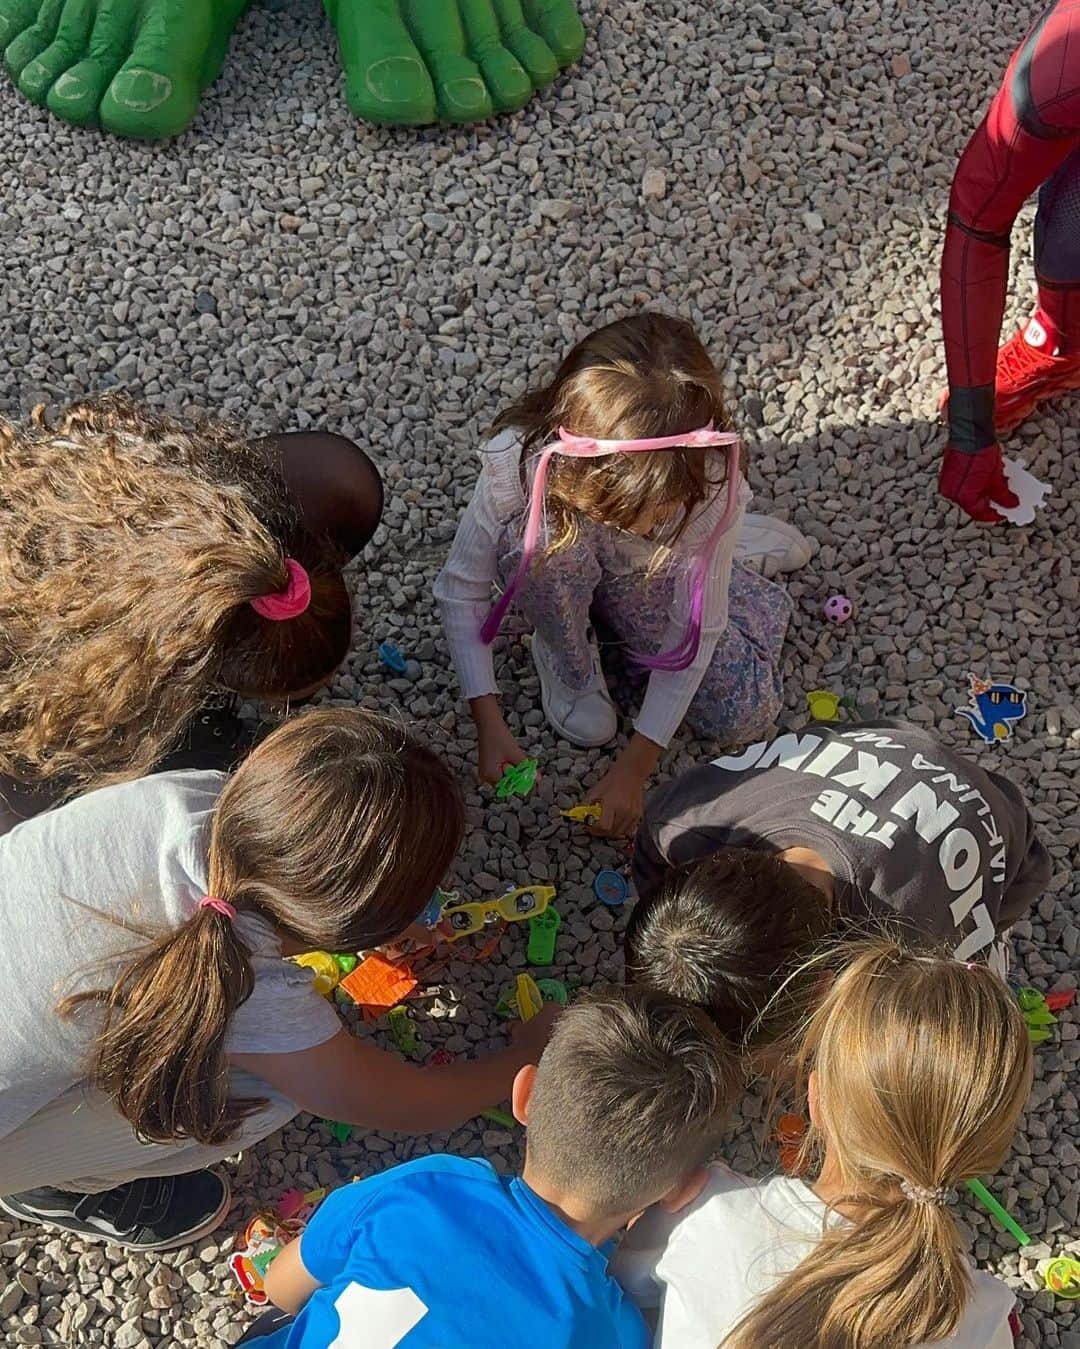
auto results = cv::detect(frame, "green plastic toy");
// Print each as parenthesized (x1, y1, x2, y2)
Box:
(965, 1178, 1030, 1246)
(325, 1119, 352, 1144)
(535, 977, 567, 1005)
(333, 952, 358, 975)
(495, 974, 565, 1018)
(0, 0, 585, 138)
(387, 1006, 422, 1058)
(1016, 987, 1057, 1045)
(481, 1106, 517, 1129)
(527, 906, 560, 965)
(495, 757, 538, 800)
(1045, 1256, 1080, 1298)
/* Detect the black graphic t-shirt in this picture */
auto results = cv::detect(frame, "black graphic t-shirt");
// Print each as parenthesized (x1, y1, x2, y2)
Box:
(634, 720, 1051, 961)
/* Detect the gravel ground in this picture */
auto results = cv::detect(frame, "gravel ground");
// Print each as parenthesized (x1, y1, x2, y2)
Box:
(1, 0, 1078, 1344)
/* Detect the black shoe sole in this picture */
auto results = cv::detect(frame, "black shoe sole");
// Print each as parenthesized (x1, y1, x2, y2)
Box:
(0, 1175, 231, 1252)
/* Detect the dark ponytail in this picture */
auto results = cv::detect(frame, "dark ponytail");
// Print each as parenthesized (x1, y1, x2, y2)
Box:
(58, 708, 465, 1144)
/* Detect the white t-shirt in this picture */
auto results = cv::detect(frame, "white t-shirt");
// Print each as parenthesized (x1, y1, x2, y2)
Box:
(0, 770, 341, 1142)
(612, 1166, 1016, 1349)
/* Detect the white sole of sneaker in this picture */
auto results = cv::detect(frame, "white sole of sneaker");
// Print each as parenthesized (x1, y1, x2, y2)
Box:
(530, 635, 617, 749)
(736, 514, 812, 578)
(0, 1175, 232, 1253)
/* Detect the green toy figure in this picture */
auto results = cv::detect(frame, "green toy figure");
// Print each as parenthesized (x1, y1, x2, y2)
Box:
(0, 0, 586, 138)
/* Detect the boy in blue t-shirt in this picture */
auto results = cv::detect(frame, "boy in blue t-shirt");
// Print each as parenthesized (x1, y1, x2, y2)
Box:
(239, 987, 739, 1349)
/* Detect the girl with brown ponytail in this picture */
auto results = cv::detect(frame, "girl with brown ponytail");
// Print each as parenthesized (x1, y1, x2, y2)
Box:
(0, 393, 383, 827)
(0, 708, 554, 1253)
(614, 940, 1033, 1349)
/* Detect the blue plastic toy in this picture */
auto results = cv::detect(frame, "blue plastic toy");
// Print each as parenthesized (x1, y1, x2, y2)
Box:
(594, 870, 629, 907)
(378, 642, 407, 674)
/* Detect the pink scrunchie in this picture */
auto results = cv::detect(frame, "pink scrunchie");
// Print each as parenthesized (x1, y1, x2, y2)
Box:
(198, 896, 237, 921)
(249, 558, 312, 621)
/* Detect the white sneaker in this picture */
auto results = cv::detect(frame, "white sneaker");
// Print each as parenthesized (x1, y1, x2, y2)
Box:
(530, 631, 618, 748)
(736, 513, 812, 578)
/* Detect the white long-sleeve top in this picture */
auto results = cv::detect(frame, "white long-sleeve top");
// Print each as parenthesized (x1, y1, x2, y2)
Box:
(433, 430, 750, 748)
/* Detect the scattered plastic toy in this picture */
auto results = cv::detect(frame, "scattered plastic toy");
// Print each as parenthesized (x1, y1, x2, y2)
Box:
(427, 1048, 455, 1068)
(481, 1107, 518, 1129)
(294, 951, 345, 998)
(338, 953, 418, 1015)
(324, 1120, 352, 1144)
(536, 978, 568, 1006)
(333, 952, 358, 975)
(593, 869, 630, 907)
(561, 802, 602, 823)
(442, 884, 555, 940)
(418, 889, 447, 929)
(965, 1178, 1030, 1246)
(1016, 986, 1057, 1045)
(806, 690, 865, 723)
(773, 1113, 809, 1176)
(496, 973, 545, 1022)
(387, 1006, 423, 1058)
(527, 906, 561, 965)
(1045, 1256, 1080, 1298)
(996, 458, 1052, 526)
(378, 641, 407, 674)
(823, 594, 854, 624)
(230, 1188, 327, 1305)
(959, 673, 1028, 745)
(495, 757, 539, 800)
(1045, 989, 1076, 1013)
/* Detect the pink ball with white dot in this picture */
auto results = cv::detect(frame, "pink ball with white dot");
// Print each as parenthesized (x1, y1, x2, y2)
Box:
(824, 595, 854, 624)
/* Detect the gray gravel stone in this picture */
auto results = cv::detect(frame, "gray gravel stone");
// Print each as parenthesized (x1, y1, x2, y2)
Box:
(0, 0, 1076, 1344)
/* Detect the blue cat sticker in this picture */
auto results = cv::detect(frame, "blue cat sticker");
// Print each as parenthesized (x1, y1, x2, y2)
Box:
(958, 674, 1027, 744)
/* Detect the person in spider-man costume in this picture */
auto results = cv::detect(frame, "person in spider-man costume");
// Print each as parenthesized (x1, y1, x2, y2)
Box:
(940, 0, 1080, 522)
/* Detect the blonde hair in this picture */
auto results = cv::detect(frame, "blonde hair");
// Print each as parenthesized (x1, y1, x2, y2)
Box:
(58, 708, 465, 1145)
(0, 394, 350, 793)
(725, 941, 1032, 1349)
(492, 312, 731, 556)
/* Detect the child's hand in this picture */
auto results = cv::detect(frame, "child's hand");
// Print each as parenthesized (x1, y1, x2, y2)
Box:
(472, 696, 527, 785)
(510, 1000, 562, 1057)
(590, 765, 645, 839)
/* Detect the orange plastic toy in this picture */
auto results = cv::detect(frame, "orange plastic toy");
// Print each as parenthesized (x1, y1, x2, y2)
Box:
(774, 1113, 809, 1175)
(338, 953, 418, 1019)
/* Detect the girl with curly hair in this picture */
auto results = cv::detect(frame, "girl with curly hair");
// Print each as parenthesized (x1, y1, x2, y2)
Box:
(0, 393, 382, 826)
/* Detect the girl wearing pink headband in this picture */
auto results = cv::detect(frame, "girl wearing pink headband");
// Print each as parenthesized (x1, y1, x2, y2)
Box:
(436, 313, 808, 838)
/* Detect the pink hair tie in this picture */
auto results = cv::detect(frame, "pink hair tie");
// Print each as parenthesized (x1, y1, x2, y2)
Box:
(198, 896, 237, 921)
(250, 558, 312, 621)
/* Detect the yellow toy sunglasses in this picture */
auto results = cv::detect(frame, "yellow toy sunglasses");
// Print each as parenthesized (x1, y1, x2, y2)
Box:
(441, 884, 555, 940)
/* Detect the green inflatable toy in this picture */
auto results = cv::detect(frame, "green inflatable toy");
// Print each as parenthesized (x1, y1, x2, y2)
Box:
(0, 0, 586, 138)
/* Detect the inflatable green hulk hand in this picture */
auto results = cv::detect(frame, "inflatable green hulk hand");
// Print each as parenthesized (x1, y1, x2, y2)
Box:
(327, 0, 585, 125)
(0, 0, 250, 138)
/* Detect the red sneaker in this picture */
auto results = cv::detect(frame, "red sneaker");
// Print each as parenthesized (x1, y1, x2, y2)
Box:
(994, 310, 1080, 433)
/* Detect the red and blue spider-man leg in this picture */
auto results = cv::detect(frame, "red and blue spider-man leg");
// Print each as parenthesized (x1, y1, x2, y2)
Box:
(939, 0, 1080, 521)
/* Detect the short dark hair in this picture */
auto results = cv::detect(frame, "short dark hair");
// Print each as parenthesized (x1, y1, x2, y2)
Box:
(624, 848, 833, 1048)
(525, 986, 740, 1217)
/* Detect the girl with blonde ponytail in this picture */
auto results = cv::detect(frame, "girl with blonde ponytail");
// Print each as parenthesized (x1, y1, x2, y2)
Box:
(614, 940, 1033, 1349)
(0, 393, 382, 825)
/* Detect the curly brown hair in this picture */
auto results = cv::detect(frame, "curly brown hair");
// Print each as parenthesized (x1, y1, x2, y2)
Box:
(0, 393, 350, 791)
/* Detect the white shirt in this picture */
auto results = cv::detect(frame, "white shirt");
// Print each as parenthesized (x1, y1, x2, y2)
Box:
(612, 1166, 1016, 1349)
(433, 430, 750, 747)
(0, 770, 342, 1141)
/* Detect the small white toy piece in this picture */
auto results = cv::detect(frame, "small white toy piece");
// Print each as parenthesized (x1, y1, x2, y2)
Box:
(995, 458, 1051, 526)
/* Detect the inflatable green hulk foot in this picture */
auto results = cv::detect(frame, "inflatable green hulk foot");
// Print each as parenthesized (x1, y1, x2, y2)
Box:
(0, 0, 585, 137)
(0, 0, 250, 138)
(326, 0, 586, 125)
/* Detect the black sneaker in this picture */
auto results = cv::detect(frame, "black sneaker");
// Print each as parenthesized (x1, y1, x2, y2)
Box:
(0, 1170, 230, 1251)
